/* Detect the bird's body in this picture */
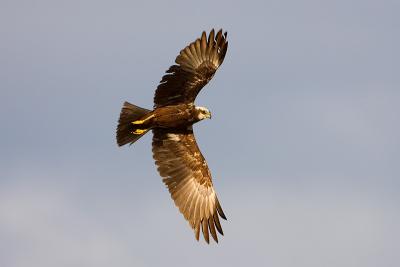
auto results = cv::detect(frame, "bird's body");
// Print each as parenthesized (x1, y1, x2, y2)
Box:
(116, 29, 228, 243)
(134, 104, 208, 130)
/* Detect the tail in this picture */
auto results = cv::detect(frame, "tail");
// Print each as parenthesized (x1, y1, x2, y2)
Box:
(116, 101, 151, 146)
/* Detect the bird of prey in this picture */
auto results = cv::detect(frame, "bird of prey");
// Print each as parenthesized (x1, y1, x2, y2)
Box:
(116, 29, 228, 243)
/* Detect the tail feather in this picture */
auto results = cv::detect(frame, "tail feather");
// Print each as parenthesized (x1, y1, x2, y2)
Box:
(116, 101, 151, 146)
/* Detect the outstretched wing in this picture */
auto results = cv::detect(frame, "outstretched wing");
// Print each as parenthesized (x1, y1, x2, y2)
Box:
(152, 128, 226, 243)
(153, 29, 228, 108)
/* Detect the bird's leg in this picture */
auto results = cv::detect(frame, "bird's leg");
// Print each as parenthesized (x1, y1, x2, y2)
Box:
(131, 114, 154, 135)
(132, 129, 147, 135)
(132, 114, 155, 125)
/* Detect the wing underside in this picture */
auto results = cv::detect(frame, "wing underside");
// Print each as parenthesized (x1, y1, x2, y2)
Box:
(152, 128, 226, 243)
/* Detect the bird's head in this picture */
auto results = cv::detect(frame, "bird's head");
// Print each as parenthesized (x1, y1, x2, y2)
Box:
(195, 106, 212, 121)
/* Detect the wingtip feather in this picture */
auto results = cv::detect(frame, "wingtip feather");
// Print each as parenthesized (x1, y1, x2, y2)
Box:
(195, 221, 201, 241)
(202, 219, 210, 244)
(213, 213, 224, 235)
(216, 199, 227, 220)
(208, 217, 218, 243)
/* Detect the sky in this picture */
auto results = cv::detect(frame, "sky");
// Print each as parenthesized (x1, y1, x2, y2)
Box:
(1, 0, 399, 266)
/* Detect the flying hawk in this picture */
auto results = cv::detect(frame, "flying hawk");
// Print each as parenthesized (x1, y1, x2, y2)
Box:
(116, 29, 228, 243)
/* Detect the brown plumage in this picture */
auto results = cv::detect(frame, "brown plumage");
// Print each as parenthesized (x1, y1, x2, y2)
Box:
(116, 29, 228, 243)
(153, 29, 228, 107)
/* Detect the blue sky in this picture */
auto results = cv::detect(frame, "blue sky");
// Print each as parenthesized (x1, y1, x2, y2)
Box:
(1, 0, 399, 266)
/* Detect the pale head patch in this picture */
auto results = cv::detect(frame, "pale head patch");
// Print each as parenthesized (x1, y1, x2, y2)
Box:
(195, 106, 211, 120)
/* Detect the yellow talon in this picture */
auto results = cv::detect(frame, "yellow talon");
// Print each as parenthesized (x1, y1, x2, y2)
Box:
(132, 119, 145, 125)
(132, 114, 154, 125)
(132, 129, 147, 135)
